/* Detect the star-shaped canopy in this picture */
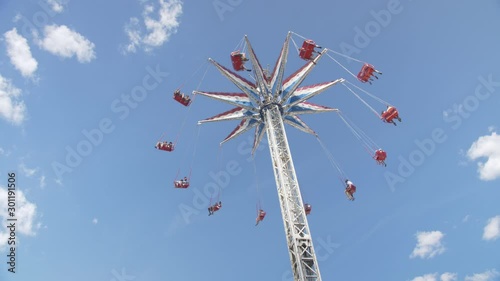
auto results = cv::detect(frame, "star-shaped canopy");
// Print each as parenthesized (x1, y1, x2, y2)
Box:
(195, 32, 344, 154)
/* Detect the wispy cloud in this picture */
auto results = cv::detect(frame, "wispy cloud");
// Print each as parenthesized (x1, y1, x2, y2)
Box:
(35, 24, 96, 63)
(54, 178, 63, 186)
(19, 163, 38, 177)
(410, 272, 457, 281)
(410, 231, 445, 259)
(39, 175, 46, 188)
(46, 0, 67, 13)
(467, 132, 500, 181)
(462, 214, 471, 223)
(0, 75, 27, 125)
(123, 0, 182, 53)
(411, 273, 438, 281)
(92, 218, 98, 224)
(4, 28, 38, 78)
(440, 272, 457, 281)
(465, 269, 499, 281)
(482, 215, 500, 241)
(0, 147, 11, 157)
(0, 187, 40, 249)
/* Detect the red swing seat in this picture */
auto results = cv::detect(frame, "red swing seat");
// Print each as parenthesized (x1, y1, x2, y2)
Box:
(209, 202, 222, 213)
(374, 149, 387, 161)
(299, 40, 318, 60)
(173, 90, 191, 106)
(374, 149, 387, 166)
(257, 210, 266, 220)
(174, 180, 189, 188)
(304, 203, 312, 215)
(230, 51, 248, 71)
(357, 63, 376, 83)
(156, 142, 174, 152)
(381, 107, 400, 123)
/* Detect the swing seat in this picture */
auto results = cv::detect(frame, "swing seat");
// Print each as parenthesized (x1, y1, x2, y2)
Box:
(357, 63, 376, 83)
(374, 150, 387, 161)
(258, 210, 266, 220)
(231, 51, 248, 71)
(173, 91, 192, 106)
(255, 210, 266, 225)
(156, 142, 174, 152)
(304, 204, 312, 215)
(345, 191, 355, 201)
(210, 204, 221, 213)
(374, 150, 387, 166)
(381, 107, 400, 123)
(299, 40, 317, 60)
(174, 180, 189, 188)
(346, 185, 356, 194)
(345, 185, 356, 201)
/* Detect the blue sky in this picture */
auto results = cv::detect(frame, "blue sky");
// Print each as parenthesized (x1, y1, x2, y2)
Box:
(1, 0, 500, 280)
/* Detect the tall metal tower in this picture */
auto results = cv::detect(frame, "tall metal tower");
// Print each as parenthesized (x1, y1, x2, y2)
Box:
(195, 32, 343, 281)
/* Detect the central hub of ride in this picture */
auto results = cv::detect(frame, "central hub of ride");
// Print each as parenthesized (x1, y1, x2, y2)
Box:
(259, 102, 284, 121)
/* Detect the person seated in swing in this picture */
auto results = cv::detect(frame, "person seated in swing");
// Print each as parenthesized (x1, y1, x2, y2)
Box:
(255, 209, 266, 226)
(155, 141, 168, 150)
(174, 178, 188, 188)
(208, 201, 222, 216)
(240, 53, 249, 62)
(234, 51, 249, 61)
(174, 89, 182, 98)
(173, 89, 191, 105)
(345, 179, 356, 201)
(155, 141, 162, 149)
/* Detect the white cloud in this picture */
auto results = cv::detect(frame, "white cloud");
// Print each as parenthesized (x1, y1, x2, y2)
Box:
(123, 0, 182, 53)
(410, 272, 457, 281)
(465, 269, 499, 281)
(410, 231, 445, 259)
(92, 218, 98, 224)
(467, 132, 500, 181)
(411, 273, 437, 281)
(488, 126, 496, 133)
(12, 13, 22, 23)
(46, 0, 66, 13)
(463, 215, 471, 223)
(39, 175, 46, 188)
(124, 17, 141, 53)
(35, 24, 96, 63)
(54, 178, 63, 186)
(0, 147, 11, 157)
(440, 272, 457, 281)
(483, 215, 500, 241)
(4, 28, 38, 78)
(0, 186, 39, 249)
(19, 163, 38, 178)
(0, 75, 27, 125)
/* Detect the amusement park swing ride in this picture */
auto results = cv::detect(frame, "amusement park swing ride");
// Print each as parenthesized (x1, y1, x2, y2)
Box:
(156, 31, 402, 281)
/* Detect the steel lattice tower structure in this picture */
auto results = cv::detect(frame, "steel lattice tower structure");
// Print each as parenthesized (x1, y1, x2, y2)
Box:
(195, 32, 344, 281)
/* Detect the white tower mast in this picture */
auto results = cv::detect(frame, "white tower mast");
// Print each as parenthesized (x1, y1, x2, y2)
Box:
(195, 32, 344, 281)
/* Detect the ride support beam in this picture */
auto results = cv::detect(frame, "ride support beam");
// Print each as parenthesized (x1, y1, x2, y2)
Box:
(263, 104, 322, 281)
